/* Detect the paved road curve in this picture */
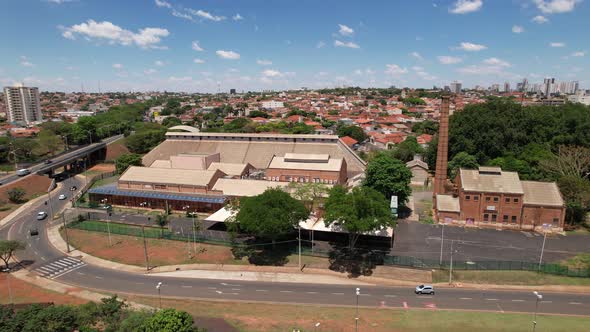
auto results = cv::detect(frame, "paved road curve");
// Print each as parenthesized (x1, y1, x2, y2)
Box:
(1, 181, 589, 316)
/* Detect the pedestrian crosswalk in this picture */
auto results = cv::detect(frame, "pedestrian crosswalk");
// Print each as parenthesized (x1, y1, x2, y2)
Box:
(34, 257, 86, 279)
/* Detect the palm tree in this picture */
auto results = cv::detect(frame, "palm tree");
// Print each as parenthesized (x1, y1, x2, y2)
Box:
(154, 213, 169, 238)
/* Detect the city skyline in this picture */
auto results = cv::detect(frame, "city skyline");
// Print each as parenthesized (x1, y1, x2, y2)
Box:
(0, 0, 588, 92)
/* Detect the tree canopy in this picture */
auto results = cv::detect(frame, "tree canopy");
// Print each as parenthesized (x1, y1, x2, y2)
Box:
(336, 124, 367, 143)
(115, 153, 143, 174)
(0, 240, 25, 269)
(363, 153, 412, 205)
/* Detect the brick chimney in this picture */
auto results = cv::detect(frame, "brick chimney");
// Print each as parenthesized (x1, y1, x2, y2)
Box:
(433, 96, 450, 199)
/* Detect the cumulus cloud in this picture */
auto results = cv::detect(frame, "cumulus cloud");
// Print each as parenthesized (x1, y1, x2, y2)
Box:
(316, 41, 326, 48)
(168, 76, 192, 82)
(192, 41, 204, 51)
(112, 63, 123, 69)
(257, 59, 272, 65)
(532, 15, 549, 23)
(534, 0, 581, 14)
(449, 0, 483, 14)
(437, 56, 463, 64)
(338, 24, 354, 36)
(457, 42, 488, 51)
(154, 0, 171, 8)
(144, 68, 157, 75)
(155, 60, 165, 66)
(216, 50, 240, 59)
(61, 20, 169, 49)
(512, 25, 524, 33)
(384, 64, 408, 75)
(334, 40, 360, 49)
(193, 58, 205, 64)
(262, 69, 282, 77)
(571, 51, 585, 57)
(550, 42, 565, 47)
(19, 56, 34, 67)
(232, 13, 244, 21)
(187, 9, 226, 21)
(410, 52, 424, 60)
(483, 57, 511, 67)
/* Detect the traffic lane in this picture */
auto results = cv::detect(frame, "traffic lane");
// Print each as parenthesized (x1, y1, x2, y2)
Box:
(55, 264, 590, 315)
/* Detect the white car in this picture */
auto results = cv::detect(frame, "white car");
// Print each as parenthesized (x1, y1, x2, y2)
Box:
(36, 211, 48, 220)
(58, 194, 67, 200)
(415, 285, 435, 295)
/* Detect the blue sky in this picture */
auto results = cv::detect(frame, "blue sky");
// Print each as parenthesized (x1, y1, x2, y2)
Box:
(0, 0, 587, 92)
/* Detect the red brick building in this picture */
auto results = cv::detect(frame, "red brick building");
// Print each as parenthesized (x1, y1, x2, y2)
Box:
(266, 153, 347, 185)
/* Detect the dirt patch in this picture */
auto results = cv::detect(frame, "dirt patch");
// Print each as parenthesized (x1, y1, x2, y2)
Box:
(0, 175, 52, 219)
(88, 163, 116, 173)
(105, 140, 130, 161)
(0, 273, 86, 306)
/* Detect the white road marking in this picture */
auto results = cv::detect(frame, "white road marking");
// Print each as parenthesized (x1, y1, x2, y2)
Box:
(486, 298, 499, 301)
(511, 299, 525, 302)
(460, 297, 472, 300)
(359, 294, 370, 297)
(134, 282, 144, 285)
(496, 303, 505, 313)
(95, 276, 103, 279)
(280, 290, 293, 293)
(231, 288, 241, 291)
(384, 295, 397, 298)
(332, 293, 344, 295)
(207, 287, 217, 290)
(181, 285, 193, 288)
(569, 302, 582, 305)
(255, 290, 268, 292)
(306, 292, 318, 294)
(76, 272, 85, 275)
(215, 291, 222, 294)
(220, 282, 241, 287)
(541, 301, 552, 303)
(51, 264, 85, 279)
(40, 256, 46, 261)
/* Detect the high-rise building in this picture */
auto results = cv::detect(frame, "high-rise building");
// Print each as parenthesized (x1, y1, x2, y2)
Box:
(229, 88, 236, 95)
(3, 84, 42, 125)
(450, 81, 462, 94)
(543, 78, 555, 97)
(490, 84, 500, 92)
(504, 82, 510, 93)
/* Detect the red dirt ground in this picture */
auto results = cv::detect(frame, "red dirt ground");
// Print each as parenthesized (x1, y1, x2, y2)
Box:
(88, 163, 116, 173)
(0, 273, 87, 305)
(0, 175, 52, 219)
(105, 140, 130, 161)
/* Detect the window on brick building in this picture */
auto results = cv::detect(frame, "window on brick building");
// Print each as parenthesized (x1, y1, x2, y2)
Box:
(483, 213, 489, 222)
(552, 218, 559, 226)
(505, 197, 510, 203)
(493, 197, 499, 202)
(511, 216, 517, 223)
(465, 195, 470, 201)
(491, 214, 497, 222)
(474, 196, 479, 201)
(485, 197, 490, 202)
(514, 198, 519, 203)
(503, 215, 508, 222)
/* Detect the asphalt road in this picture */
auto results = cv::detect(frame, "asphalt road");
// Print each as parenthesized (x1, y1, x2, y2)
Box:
(0, 135, 122, 187)
(1, 183, 589, 316)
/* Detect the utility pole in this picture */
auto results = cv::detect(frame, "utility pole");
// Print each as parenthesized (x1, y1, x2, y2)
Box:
(62, 211, 71, 253)
(142, 226, 149, 271)
(532, 291, 543, 332)
(448, 240, 454, 285)
(355, 287, 360, 332)
(439, 223, 445, 265)
(538, 231, 547, 271)
(298, 226, 302, 271)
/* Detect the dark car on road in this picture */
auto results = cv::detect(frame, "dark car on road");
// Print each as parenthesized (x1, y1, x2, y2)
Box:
(30, 228, 39, 236)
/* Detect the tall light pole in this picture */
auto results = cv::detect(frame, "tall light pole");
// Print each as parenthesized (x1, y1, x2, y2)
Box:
(532, 291, 543, 332)
(538, 231, 547, 272)
(142, 225, 150, 271)
(156, 282, 163, 309)
(439, 223, 445, 265)
(62, 211, 71, 253)
(355, 287, 360, 332)
(298, 226, 302, 271)
(448, 240, 456, 285)
(2, 268, 13, 304)
(101, 198, 112, 246)
(314, 322, 320, 331)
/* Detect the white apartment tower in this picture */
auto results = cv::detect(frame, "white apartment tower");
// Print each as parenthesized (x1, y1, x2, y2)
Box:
(3, 84, 42, 124)
(450, 81, 462, 94)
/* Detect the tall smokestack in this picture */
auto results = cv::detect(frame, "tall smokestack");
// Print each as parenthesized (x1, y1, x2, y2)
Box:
(433, 96, 450, 198)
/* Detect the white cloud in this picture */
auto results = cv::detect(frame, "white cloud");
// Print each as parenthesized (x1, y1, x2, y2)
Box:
(483, 57, 511, 67)
(571, 51, 585, 57)
(384, 64, 408, 75)
(534, 0, 580, 14)
(262, 69, 282, 77)
(61, 20, 169, 49)
(172, 10, 193, 21)
(191, 41, 204, 51)
(550, 42, 565, 47)
(232, 13, 244, 21)
(338, 24, 354, 36)
(334, 40, 360, 49)
(437, 56, 463, 64)
(112, 63, 123, 69)
(411, 66, 424, 71)
(457, 42, 488, 51)
(512, 25, 524, 33)
(216, 50, 240, 60)
(410, 52, 424, 60)
(257, 59, 272, 65)
(168, 76, 193, 82)
(449, 0, 483, 14)
(155, 60, 165, 66)
(154, 0, 171, 8)
(193, 58, 205, 64)
(144, 68, 157, 75)
(416, 71, 438, 81)
(316, 41, 326, 48)
(532, 15, 549, 23)
(19, 56, 34, 67)
(187, 9, 226, 22)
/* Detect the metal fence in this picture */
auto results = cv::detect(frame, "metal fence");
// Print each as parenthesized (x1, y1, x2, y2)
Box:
(67, 220, 590, 278)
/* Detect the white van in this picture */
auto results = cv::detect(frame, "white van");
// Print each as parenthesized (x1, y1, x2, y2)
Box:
(16, 169, 31, 176)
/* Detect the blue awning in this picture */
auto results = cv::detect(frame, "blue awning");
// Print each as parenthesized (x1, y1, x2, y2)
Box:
(89, 184, 226, 204)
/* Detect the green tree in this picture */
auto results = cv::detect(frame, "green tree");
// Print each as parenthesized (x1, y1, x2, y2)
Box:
(392, 136, 424, 162)
(288, 182, 329, 211)
(98, 295, 128, 330)
(337, 124, 366, 143)
(162, 116, 182, 128)
(364, 153, 412, 205)
(118, 310, 153, 332)
(448, 152, 479, 179)
(558, 175, 590, 226)
(154, 214, 169, 237)
(324, 186, 394, 249)
(125, 129, 166, 154)
(411, 120, 439, 135)
(37, 130, 63, 156)
(22, 305, 79, 332)
(115, 153, 143, 174)
(236, 188, 308, 244)
(7, 187, 26, 203)
(0, 240, 25, 269)
(143, 308, 196, 332)
(75, 302, 99, 329)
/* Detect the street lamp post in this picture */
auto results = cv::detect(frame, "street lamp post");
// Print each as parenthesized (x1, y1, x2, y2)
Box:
(156, 282, 163, 309)
(141, 225, 150, 271)
(314, 322, 320, 331)
(62, 211, 71, 253)
(448, 240, 456, 285)
(2, 268, 13, 304)
(355, 287, 360, 332)
(101, 198, 112, 246)
(439, 223, 445, 265)
(538, 231, 547, 272)
(532, 291, 543, 332)
(298, 226, 302, 271)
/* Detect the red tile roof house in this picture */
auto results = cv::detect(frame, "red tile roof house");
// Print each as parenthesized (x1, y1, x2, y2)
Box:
(369, 132, 407, 150)
(339, 136, 358, 148)
(417, 134, 433, 147)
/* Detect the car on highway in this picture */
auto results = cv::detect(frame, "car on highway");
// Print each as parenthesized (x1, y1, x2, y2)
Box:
(29, 228, 39, 236)
(70, 186, 77, 191)
(36, 211, 48, 220)
(16, 168, 30, 176)
(58, 194, 67, 200)
(45, 159, 53, 164)
(415, 285, 435, 295)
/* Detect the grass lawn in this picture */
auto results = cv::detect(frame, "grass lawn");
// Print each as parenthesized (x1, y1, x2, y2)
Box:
(90, 175, 119, 188)
(432, 270, 590, 286)
(127, 296, 590, 332)
(561, 253, 590, 270)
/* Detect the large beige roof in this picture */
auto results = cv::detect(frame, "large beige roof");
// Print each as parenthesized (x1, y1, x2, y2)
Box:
(207, 162, 249, 176)
(212, 178, 289, 197)
(436, 194, 460, 212)
(166, 132, 337, 140)
(521, 181, 564, 207)
(150, 160, 171, 168)
(459, 169, 524, 194)
(268, 155, 343, 172)
(120, 166, 221, 187)
(284, 153, 330, 162)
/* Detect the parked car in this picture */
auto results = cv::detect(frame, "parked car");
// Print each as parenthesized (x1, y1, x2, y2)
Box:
(37, 211, 48, 220)
(70, 186, 77, 191)
(58, 194, 67, 200)
(415, 285, 435, 295)
(29, 228, 39, 236)
(16, 169, 30, 176)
